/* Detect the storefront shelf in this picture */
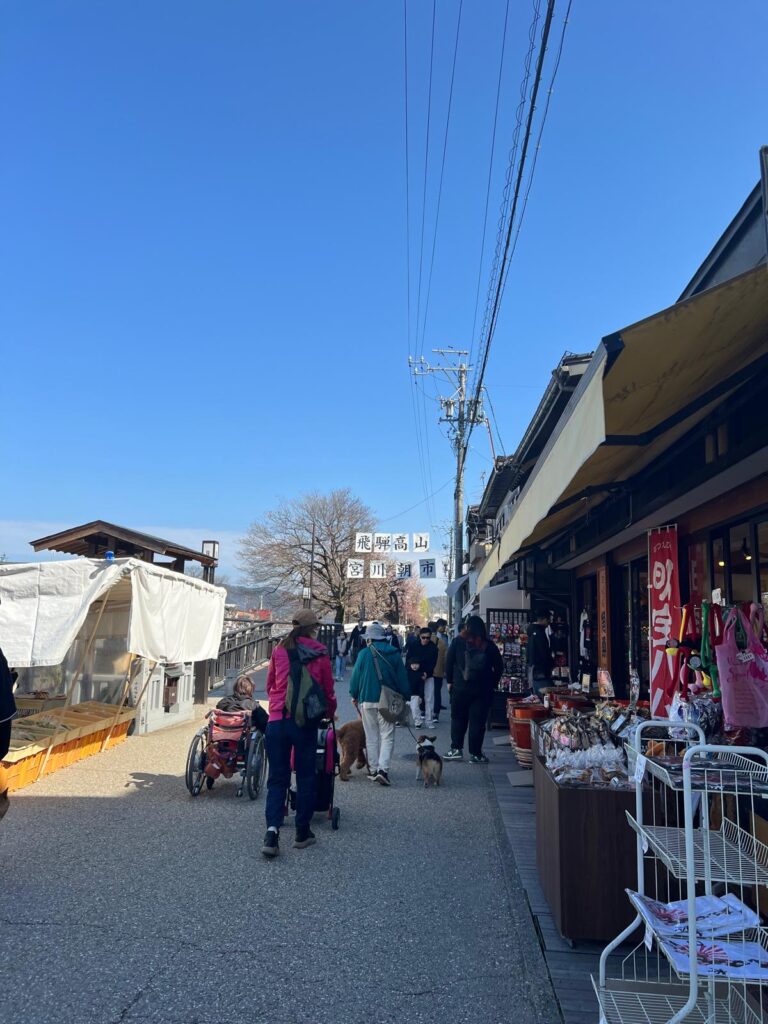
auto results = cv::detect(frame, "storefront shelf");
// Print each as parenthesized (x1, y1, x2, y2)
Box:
(626, 814, 768, 886)
(592, 977, 760, 1024)
(627, 746, 768, 795)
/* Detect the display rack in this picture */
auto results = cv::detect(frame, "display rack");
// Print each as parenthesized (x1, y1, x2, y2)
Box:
(487, 608, 528, 693)
(595, 720, 768, 1024)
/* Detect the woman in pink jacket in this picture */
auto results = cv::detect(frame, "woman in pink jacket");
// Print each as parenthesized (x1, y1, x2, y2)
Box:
(262, 608, 336, 858)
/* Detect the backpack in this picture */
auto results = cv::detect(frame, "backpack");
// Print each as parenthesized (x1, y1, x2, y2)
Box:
(461, 646, 487, 687)
(285, 650, 328, 727)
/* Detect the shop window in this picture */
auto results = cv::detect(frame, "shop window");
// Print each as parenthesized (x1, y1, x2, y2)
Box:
(759, 521, 768, 621)
(729, 523, 755, 604)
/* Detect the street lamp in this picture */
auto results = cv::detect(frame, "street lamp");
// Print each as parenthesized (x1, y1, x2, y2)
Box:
(302, 585, 312, 608)
(201, 540, 219, 584)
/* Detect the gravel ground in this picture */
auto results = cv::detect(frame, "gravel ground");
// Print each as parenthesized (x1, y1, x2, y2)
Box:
(0, 669, 560, 1024)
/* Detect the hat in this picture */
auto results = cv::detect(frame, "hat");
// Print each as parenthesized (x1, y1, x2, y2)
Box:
(292, 608, 320, 628)
(366, 621, 387, 642)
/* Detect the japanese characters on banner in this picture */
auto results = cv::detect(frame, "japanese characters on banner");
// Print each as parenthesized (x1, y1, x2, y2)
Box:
(648, 526, 682, 718)
(350, 532, 442, 581)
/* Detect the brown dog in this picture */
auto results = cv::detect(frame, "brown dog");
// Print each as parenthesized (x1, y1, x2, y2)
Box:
(337, 719, 369, 780)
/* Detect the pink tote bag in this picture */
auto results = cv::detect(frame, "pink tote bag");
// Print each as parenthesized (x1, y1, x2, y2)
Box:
(716, 607, 768, 728)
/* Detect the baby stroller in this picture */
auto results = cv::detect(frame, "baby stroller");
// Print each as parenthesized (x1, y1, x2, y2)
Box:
(185, 708, 267, 800)
(287, 720, 341, 830)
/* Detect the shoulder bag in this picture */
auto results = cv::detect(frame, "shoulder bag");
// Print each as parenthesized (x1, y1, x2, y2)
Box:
(370, 646, 408, 724)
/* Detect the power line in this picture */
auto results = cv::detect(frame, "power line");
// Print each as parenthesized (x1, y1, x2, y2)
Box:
(484, 386, 506, 455)
(414, 0, 437, 354)
(377, 477, 453, 524)
(471, 0, 542, 399)
(418, 0, 463, 354)
(464, 0, 559, 463)
(468, 0, 510, 371)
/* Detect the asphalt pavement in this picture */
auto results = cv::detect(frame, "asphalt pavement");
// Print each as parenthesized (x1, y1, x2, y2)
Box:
(0, 665, 561, 1024)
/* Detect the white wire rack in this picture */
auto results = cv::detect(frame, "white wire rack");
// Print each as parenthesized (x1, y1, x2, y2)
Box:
(594, 720, 768, 1024)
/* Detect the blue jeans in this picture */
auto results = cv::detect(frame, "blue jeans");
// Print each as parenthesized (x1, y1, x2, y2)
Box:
(265, 718, 317, 830)
(335, 654, 346, 678)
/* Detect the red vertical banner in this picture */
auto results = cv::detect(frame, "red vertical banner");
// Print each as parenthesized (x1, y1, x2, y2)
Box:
(648, 526, 682, 717)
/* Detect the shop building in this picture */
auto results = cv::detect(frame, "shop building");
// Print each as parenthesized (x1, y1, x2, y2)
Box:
(475, 146, 768, 700)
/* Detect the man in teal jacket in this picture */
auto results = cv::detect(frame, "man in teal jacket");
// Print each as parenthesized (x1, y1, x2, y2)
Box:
(349, 621, 411, 786)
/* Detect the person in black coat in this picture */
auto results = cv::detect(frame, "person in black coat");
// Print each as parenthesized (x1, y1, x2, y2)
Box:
(0, 645, 17, 762)
(444, 615, 502, 763)
(406, 627, 438, 727)
(527, 608, 553, 694)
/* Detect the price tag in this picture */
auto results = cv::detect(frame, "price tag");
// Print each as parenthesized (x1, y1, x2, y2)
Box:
(634, 753, 647, 783)
(644, 924, 653, 951)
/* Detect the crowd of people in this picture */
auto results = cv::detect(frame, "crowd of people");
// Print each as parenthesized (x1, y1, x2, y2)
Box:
(258, 607, 508, 856)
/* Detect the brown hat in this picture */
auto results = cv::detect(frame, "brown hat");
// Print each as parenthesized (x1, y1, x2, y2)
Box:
(292, 608, 320, 628)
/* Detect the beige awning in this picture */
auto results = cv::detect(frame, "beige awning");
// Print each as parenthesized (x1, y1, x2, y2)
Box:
(477, 264, 768, 589)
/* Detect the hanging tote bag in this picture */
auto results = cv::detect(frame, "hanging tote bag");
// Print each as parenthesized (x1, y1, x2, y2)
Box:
(370, 647, 408, 725)
(716, 608, 768, 728)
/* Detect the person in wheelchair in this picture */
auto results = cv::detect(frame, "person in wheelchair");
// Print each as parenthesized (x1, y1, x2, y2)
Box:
(216, 675, 268, 735)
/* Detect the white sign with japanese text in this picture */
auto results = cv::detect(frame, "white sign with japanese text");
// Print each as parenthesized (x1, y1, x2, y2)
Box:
(392, 533, 409, 553)
(347, 559, 364, 579)
(370, 561, 387, 579)
(413, 533, 430, 552)
(373, 534, 392, 554)
(354, 533, 373, 554)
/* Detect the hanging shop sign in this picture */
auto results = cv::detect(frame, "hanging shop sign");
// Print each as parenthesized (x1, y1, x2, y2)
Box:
(355, 531, 429, 554)
(348, 557, 441, 581)
(648, 525, 682, 718)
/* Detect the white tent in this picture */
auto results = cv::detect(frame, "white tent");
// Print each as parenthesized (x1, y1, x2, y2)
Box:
(0, 558, 226, 667)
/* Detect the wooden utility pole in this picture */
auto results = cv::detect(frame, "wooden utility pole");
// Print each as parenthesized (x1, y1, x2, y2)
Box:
(409, 349, 484, 626)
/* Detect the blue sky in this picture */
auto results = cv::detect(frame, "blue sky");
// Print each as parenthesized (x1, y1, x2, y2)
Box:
(2, 1, 767, 580)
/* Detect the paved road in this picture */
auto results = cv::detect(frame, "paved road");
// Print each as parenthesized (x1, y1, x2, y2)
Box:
(1, 670, 560, 1024)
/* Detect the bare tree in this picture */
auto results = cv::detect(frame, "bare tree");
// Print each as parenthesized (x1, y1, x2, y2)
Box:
(238, 489, 427, 623)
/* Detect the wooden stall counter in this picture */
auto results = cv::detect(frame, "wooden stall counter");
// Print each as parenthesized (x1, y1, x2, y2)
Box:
(533, 753, 638, 943)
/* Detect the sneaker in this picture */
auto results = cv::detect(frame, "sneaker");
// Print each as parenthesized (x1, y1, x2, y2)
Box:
(469, 754, 490, 765)
(262, 829, 280, 858)
(376, 770, 391, 786)
(444, 748, 463, 761)
(426, 721, 438, 729)
(414, 718, 425, 728)
(294, 826, 316, 849)
(367, 769, 379, 780)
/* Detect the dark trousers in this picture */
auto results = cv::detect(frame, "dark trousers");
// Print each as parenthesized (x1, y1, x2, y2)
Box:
(264, 718, 317, 830)
(433, 676, 444, 719)
(450, 686, 492, 756)
(0, 719, 11, 761)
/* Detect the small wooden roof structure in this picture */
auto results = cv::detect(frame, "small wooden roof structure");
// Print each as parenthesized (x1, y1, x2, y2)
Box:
(30, 520, 216, 573)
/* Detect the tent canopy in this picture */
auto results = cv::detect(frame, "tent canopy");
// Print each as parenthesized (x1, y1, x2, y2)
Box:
(0, 558, 226, 667)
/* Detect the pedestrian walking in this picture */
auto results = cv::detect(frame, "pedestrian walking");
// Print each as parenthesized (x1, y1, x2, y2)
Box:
(349, 622, 410, 785)
(334, 629, 348, 681)
(261, 609, 337, 858)
(0, 643, 17, 763)
(444, 615, 503, 764)
(432, 618, 448, 722)
(406, 627, 438, 728)
(348, 618, 366, 665)
(527, 607, 554, 695)
(404, 624, 420, 664)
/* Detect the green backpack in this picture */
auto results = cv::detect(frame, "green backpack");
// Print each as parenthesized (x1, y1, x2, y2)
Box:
(285, 649, 327, 727)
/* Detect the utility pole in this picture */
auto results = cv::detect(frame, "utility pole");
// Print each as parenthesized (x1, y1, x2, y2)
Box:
(409, 349, 484, 626)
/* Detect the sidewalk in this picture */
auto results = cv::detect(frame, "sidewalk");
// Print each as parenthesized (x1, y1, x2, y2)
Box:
(0, 682, 561, 1024)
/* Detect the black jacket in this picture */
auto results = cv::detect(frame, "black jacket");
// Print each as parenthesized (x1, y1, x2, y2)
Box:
(215, 694, 268, 733)
(0, 647, 17, 725)
(446, 637, 503, 692)
(527, 623, 553, 679)
(406, 640, 438, 692)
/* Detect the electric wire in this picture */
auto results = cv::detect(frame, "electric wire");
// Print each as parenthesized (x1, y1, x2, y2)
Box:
(468, 0, 510, 372)
(499, 0, 573, 298)
(404, 0, 433, 530)
(414, 0, 437, 357)
(418, 0, 463, 354)
(377, 478, 453, 525)
(484, 386, 506, 455)
(470, 0, 542, 400)
(463, 0, 559, 467)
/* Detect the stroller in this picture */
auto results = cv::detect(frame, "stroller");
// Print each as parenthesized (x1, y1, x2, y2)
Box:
(287, 720, 341, 830)
(185, 707, 268, 800)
